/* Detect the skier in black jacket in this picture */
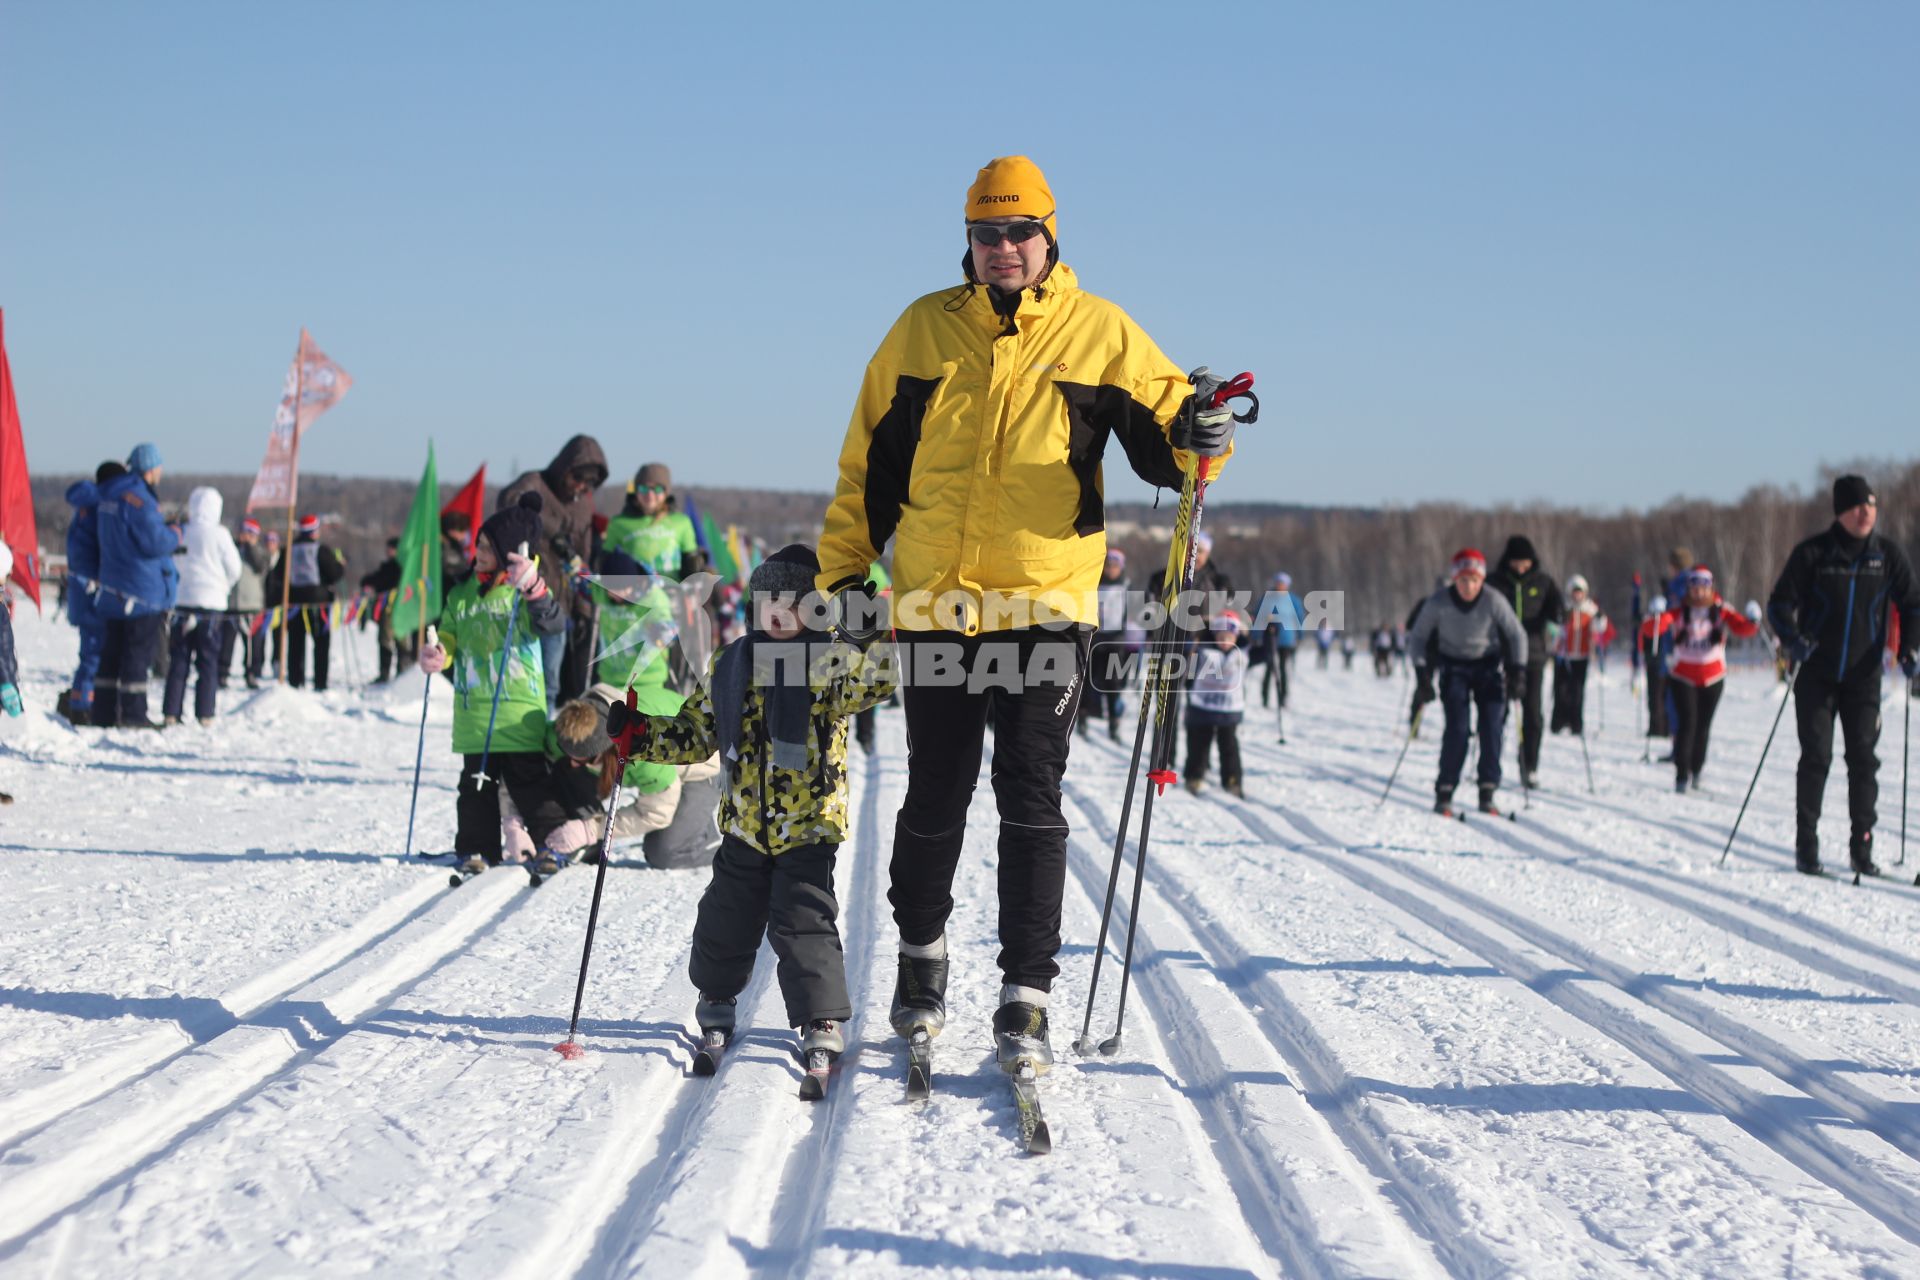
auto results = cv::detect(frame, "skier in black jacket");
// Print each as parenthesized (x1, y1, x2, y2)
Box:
(1486, 535, 1565, 786)
(1766, 475, 1920, 877)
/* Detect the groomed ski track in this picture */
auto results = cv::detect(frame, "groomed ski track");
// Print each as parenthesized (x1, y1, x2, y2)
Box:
(2, 609, 1919, 1276)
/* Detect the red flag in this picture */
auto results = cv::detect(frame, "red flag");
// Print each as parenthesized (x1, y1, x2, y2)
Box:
(0, 309, 41, 609)
(440, 463, 487, 558)
(247, 328, 353, 512)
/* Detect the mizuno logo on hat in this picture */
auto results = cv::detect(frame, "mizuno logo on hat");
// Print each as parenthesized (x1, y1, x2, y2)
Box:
(978, 194, 1022, 203)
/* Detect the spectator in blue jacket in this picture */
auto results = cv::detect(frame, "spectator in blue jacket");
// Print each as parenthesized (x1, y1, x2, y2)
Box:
(90, 443, 180, 728)
(58, 460, 128, 723)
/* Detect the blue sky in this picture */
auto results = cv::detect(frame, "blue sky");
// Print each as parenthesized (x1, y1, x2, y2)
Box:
(3, 2, 1914, 510)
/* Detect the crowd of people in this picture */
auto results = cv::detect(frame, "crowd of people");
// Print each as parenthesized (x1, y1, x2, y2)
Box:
(10, 155, 1919, 1089)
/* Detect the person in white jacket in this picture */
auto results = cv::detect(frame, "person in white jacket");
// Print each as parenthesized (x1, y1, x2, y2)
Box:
(163, 487, 242, 724)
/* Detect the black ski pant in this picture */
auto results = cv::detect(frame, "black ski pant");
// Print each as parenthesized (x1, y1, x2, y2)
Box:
(162, 608, 226, 721)
(1436, 657, 1506, 796)
(1262, 646, 1293, 709)
(1645, 664, 1671, 737)
(278, 608, 331, 689)
(454, 751, 568, 857)
(1183, 717, 1242, 786)
(1080, 631, 1131, 728)
(91, 612, 165, 727)
(1550, 658, 1589, 736)
(889, 627, 1087, 992)
(1669, 679, 1724, 784)
(1794, 673, 1881, 846)
(689, 835, 850, 1027)
(1516, 656, 1546, 773)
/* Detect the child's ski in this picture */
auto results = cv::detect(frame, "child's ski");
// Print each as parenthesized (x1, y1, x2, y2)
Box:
(1009, 1059, 1051, 1154)
(692, 1028, 729, 1076)
(799, 1048, 833, 1101)
(905, 1028, 933, 1101)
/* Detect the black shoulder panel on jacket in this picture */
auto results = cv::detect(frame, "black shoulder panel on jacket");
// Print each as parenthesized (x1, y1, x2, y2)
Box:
(865, 376, 940, 554)
(1054, 381, 1184, 536)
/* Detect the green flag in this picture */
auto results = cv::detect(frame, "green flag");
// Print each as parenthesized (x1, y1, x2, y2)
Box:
(703, 514, 739, 583)
(390, 443, 442, 639)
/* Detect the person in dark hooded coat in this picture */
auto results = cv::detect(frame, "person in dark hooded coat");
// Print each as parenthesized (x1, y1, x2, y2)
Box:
(1485, 534, 1564, 786)
(499, 434, 609, 706)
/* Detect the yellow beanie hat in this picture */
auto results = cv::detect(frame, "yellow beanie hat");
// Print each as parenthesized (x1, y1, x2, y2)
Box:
(965, 156, 1057, 241)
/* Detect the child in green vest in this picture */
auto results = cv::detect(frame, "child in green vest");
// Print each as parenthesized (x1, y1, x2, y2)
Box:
(590, 550, 677, 692)
(417, 493, 572, 876)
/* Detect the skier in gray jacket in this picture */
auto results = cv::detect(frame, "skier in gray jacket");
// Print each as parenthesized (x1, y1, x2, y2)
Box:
(1406, 548, 1529, 816)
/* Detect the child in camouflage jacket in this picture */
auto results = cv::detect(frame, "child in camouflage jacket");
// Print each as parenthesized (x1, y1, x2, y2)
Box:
(626, 544, 893, 1067)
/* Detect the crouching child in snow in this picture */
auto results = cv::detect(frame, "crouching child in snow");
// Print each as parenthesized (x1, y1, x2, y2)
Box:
(1184, 612, 1249, 797)
(417, 493, 575, 878)
(619, 544, 895, 1081)
(546, 681, 719, 863)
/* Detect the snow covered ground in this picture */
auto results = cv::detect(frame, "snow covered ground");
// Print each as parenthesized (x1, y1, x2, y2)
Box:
(3, 604, 1919, 1278)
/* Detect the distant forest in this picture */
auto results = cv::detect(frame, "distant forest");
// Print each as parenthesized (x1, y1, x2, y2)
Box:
(30, 459, 1918, 629)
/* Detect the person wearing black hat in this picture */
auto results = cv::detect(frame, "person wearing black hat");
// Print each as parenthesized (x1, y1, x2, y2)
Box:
(1766, 475, 1920, 876)
(1486, 534, 1566, 787)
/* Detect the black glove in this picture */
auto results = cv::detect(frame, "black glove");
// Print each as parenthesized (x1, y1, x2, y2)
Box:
(1506, 666, 1526, 699)
(1170, 396, 1235, 457)
(1784, 635, 1816, 668)
(1901, 649, 1918, 680)
(828, 575, 886, 647)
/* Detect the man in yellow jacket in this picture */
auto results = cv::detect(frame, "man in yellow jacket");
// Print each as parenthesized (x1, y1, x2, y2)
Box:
(816, 156, 1237, 1072)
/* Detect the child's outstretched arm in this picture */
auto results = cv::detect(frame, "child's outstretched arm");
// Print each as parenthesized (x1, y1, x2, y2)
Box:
(634, 681, 719, 765)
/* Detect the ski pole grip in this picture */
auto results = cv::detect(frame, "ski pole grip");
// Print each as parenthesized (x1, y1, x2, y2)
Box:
(1189, 367, 1260, 424)
(426, 625, 439, 648)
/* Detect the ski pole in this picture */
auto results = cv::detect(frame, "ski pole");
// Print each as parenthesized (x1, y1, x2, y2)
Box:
(472, 544, 532, 787)
(403, 625, 438, 857)
(1578, 729, 1595, 794)
(1378, 724, 1416, 808)
(1079, 368, 1256, 1057)
(555, 687, 642, 1060)
(1718, 654, 1806, 868)
(1900, 680, 1910, 867)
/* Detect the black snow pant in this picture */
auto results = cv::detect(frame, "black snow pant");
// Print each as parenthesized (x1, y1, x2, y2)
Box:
(1794, 672, 1881, 849)
(1436, 656, 1507, 797)
(688, 835, 850, 1027)
(162, 608, 226, 721)
(222, 616, 268, 684)
(1669, 679, 1724, 784)
(1183, 717, 1242, 786)
(1550, 658, 1589, 736)
(558, 609, 594, 706)
(1645, 664, 1671, 737)
(889, 627, 1088, 992)
(454, 751, 568, 857)
(279, 607, 331, 689)
(1262, 646, 1293, 709)
(1516, 655, 1546, 774)
(91, 612, 166, 727)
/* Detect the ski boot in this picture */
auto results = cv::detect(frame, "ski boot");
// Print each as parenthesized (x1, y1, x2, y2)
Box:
(994, 987, 1052, 1076)
(693, 995, 736, 1075)
(1674, 775, 1689, 794)
(1223, 777, 1244, 799)
(1434, 787, 1455, 819)
(1795, 835, 1823, 876)
(1184, 777, 1205, 796)
(798, 1019, 843, 1101)
(1477, 785, 1504, 818)
(1850, 831, 1881, 878)
(890, 944, 948, 1039)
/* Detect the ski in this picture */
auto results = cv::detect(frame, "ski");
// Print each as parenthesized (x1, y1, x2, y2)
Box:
(448, 856, 490, 889)
(905, 1028, 933, 1101)
(799, 1047, 833, 1102)
(528, 853, 571, 888)
(691, 1028, 729, 1077)
(1009, 1059, 1051, 1154)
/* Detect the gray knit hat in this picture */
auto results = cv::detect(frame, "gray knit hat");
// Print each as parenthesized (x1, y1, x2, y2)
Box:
(749, 543, 821, 599)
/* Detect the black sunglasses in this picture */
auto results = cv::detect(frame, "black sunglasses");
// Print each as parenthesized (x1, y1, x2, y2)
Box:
(967, 221, 1047, 248)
